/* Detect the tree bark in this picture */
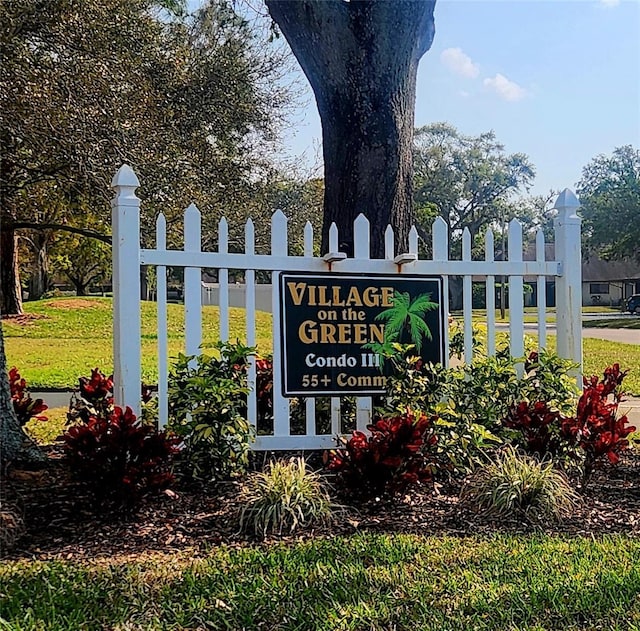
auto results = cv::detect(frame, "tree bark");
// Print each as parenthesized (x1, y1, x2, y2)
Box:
(0, 223, 23, 316)
(0, 322, 43, 471)
(27, 232, 51, 301)
(266, 0, 436, 258)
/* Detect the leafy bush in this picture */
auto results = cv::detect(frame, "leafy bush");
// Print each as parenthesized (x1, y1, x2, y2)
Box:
(375, 346, 498, 476)
(378, 344, 450, 415)
(454, 350, 579, 440)
(325, 411, 437, 501)
(562, 364, 635, 483)
(240, 457, 334, 536)
(168, 341, 255, 485)
(448, 318, 484, 360)
(503, 363, 635, 483)
(63, 406, 179, 508)
(67, 367, 114, 425)
(461, 446, 580, 522)
(8, 367, 47, 426)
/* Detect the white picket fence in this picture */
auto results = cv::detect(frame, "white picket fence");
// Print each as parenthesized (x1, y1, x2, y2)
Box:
(111, 165, 582, 450)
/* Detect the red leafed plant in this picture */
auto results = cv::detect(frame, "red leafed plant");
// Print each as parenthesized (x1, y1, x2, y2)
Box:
(255, 356, 273, 427)
(562, 364, 636, 482)
(68, 368, 114, 425)
(503, 400, 565, 458)
(325, 411, 437, 501)
(8, 367, 48, 426)
(63, 406, 180, 508)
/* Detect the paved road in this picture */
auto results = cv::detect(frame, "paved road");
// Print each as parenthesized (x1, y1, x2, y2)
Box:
(497, 323, 640, 346)
(581, 327, 640, 345)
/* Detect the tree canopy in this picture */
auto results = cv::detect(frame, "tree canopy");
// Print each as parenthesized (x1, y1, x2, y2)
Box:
(413, 122, 535, 253)
(0, 0, 289, 312)
(577, 145, 640, 261)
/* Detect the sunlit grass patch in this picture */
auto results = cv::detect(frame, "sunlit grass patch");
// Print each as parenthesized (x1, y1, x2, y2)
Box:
(5, 298, 274, 389)
(2, 533, 640, 630)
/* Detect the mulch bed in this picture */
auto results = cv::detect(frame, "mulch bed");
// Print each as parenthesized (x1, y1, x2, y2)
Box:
(1, 313, 48, 326)
(4, 449, 640, 561)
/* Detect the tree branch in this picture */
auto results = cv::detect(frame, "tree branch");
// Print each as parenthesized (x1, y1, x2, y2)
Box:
(265, 0, 352, 101)
(12, 222, 112, 244)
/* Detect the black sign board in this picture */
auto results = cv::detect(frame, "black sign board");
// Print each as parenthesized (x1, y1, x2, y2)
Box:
(279, 272, 445, 396)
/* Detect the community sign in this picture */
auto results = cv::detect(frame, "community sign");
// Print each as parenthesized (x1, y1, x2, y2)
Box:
(279, 272, 445, 396)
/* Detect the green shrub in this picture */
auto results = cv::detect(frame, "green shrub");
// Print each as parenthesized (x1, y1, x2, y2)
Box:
(375, 346, 499, 477)
(168, 341, 255, 485)
(239, 458, 334, 536)
(461, 446, 580, 522)
(445, 349, 579, 441)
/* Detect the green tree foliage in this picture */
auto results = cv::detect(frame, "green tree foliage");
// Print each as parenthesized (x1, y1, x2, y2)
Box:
(413, 123, 535, 252)
(577, 145, 640, 261)
(50, 231, 112, 296)
(254, 173, 324, 255)
(0, 0, 289, 309)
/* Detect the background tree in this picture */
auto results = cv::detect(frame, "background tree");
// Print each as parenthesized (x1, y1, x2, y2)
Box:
(50, 231, 112, 297)
(0, 0, 291, 462)
(413, 123, 535, 255)
(577, 145, 640, 261)
(412, 123, 535, 310)
(1, 0, 289, 313)
(265, 0, 436, 257)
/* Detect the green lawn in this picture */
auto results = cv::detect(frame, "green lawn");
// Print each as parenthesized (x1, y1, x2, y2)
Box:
(583, 318, 640, 329)
(1, 533, 639, 630)
(5, 297, 640, 394)
(460, 306, 623, 324)
(4, 297, 273, 389)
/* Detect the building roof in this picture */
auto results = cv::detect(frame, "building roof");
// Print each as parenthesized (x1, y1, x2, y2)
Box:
(581, 255, 640, 282)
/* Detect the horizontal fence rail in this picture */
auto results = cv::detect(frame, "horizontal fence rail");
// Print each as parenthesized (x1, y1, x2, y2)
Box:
(111, 164, 583, 450)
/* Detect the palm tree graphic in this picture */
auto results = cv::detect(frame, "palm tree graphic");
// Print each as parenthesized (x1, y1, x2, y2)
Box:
(375, 290, 439, 354)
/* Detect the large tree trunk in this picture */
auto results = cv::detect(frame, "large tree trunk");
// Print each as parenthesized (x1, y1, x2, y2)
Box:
(0, 322, 43, 471)
(0, 224, 23, 315)
(266, 0, 436, 258)
(69, 278, 89, 296)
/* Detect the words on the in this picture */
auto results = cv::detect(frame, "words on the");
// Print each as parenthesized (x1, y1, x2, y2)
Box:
(279, 273, 444, 397)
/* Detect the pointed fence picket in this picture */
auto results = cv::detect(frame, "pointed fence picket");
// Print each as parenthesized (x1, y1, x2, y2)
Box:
(111, 166, 583, 446)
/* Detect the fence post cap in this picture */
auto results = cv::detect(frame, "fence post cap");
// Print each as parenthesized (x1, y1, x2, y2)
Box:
(111, 164, 140, 189)
(553, 188, 580, 214)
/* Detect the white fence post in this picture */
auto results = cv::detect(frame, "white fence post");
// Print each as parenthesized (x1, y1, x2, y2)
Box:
(111, 165, 142, 416)
(554, 188, 582, 380)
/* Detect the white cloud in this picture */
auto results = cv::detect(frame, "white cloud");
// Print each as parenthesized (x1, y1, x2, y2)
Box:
(483, 73, 527, 102)
(440, 48, 480, 79)
(598, 0, 620, 7)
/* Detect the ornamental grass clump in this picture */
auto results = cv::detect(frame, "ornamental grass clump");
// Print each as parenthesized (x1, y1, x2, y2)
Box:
(461, 446, 580, 522)
(239, 457, 334, 537)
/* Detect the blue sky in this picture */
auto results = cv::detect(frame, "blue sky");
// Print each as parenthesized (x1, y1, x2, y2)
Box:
(281, 0, 640, 196)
